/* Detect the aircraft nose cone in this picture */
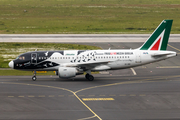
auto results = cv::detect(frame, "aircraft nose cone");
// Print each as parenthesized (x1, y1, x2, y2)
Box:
(8, 61, 14, 68)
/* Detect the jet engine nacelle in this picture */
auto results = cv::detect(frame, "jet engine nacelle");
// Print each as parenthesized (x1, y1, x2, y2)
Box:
(58, 67, 77, 78)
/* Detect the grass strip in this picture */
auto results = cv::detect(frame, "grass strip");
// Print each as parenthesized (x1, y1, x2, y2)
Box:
(0, 0, 180, 34)
(0, 70, 54, 76)
(0, 70, 98, 76)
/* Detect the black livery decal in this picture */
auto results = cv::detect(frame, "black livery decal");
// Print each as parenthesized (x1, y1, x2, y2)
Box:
(14, 51, 63, 69)
(77, 50, 85, 55)
(36, 61, 59, 68)
(13, 50, 103, 70)
(15, 60, 59, 69)
(71, 51, 96, 63)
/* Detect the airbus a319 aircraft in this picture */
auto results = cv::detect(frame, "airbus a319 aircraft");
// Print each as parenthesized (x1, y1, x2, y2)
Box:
(9, 20, 177, 81)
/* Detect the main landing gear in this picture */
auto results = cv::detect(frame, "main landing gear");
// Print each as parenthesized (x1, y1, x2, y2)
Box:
(32, 71, 37, 81)
(31, 70, 94, 81)
(85, 73, 94, 81)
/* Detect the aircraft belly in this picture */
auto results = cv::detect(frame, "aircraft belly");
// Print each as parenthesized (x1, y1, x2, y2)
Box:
(92, 65, 111, 71)
(109, 60, 133, 69)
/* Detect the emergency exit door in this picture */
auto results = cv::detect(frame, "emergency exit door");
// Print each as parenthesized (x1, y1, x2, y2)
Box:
(135, 51, 141, 63)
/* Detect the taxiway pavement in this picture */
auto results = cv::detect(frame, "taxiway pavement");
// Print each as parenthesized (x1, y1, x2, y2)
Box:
(0, 42, 180, 120)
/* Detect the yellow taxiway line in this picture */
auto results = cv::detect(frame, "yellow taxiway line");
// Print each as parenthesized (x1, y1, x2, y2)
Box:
(1, 82, 102, 120)
(2, 74, 180, 120)
(168, 44, 180, 51)
(82, 98, 114, 101)
(157, 66, 180, 68)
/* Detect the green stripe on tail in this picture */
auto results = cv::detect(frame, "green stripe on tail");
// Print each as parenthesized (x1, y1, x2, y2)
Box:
(139, 20, 173, 50)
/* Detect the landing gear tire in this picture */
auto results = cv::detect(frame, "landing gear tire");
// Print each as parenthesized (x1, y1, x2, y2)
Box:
(32, 76, 36, 81)
(85, 73, 89, 79)
(85, 74, 94, 81)
(88, 75, 94, 81)
(32, 70, 37, 81)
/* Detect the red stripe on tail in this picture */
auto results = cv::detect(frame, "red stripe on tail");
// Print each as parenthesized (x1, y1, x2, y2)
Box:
(150, 37, 161, 50)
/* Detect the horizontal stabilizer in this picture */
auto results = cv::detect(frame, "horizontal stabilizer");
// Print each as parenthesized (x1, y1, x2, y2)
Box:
(151, 52, 172, 57)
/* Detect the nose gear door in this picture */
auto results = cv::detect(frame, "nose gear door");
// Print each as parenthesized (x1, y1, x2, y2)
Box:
(31, 53, 37, 64)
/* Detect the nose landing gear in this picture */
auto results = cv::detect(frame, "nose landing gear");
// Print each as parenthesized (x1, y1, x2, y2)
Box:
(32, 71, 37, 81)
(32, 76, 36, 81)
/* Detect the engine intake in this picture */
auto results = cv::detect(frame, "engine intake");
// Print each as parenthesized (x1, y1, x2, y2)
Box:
(58, 67, 77, 78)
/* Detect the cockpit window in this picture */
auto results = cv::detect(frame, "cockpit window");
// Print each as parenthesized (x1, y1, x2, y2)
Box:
(17, 56, 25, 60)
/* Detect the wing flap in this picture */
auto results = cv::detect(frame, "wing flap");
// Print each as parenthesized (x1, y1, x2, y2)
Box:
(77, 61, 109, 69)
(65, 61, 110, 70)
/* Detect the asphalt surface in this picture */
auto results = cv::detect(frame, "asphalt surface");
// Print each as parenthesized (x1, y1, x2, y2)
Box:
(0, 42, 180, 120)
(0, 34, 179, 42)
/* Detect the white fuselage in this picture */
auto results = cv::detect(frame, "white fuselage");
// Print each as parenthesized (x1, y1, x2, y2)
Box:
(40, 49, 176, 71)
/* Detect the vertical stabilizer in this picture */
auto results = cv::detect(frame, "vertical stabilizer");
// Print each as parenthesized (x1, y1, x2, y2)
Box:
(139, 20, 173, 51)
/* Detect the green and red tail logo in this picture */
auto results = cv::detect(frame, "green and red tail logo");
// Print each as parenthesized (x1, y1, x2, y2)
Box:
(139, 20, 173, 51)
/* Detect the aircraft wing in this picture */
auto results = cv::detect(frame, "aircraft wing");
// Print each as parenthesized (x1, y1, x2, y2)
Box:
(68, 61, 110, 70)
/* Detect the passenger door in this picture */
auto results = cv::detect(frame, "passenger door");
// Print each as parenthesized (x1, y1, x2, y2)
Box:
(31, 53, 37, 64)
